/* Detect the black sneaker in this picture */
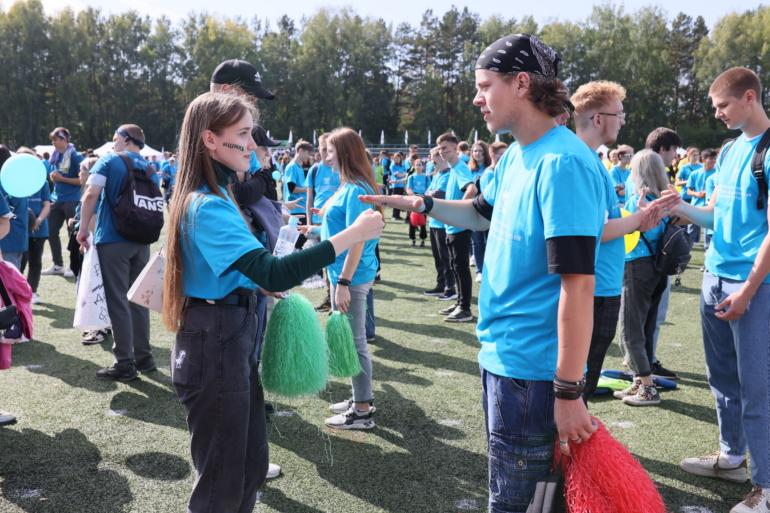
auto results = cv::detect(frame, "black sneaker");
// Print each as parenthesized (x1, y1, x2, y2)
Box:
(315, 297, 332, 312)
(423, 286, 443, 296)
(135, 356, 157, 373)
(411, 240, 416, 246)
(96, 362, 138, 381)
(651, 361, 679, 380)
(439, 304, 459, 315)
(374, 273, 382, 283)
(437, 290, 458, 301)
(420, 240, 425, 247)
(444, 308, 473, 322)
(265, 402, 275, 414)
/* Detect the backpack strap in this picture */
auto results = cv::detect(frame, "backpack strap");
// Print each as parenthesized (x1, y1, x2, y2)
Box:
(0, 276, 13, 308)
(751, 128, 770, 210)
(719, 140, 736, 167)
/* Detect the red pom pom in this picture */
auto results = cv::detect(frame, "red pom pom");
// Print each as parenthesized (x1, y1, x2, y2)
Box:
(409, 212, 426, 226)
(557, 418, 667, 513)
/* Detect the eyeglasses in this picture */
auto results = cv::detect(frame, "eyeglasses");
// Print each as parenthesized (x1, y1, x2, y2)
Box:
(591, 112, 626, 121)
(618, 153, 633, 158)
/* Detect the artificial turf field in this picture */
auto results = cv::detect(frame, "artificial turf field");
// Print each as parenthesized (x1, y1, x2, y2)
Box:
(0, 214, 754, 513)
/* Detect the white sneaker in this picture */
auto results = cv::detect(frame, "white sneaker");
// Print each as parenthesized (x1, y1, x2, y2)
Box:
(63, 267, 74, 278)
(41, 264, 65, 275)
(730, 486, 770, 513)
(475, 274, 482, 283)
(31, 293, 42, 304)
(266, 463, 281, 479)
(0, 410, 16, 425)
(680, 451, 748, 482)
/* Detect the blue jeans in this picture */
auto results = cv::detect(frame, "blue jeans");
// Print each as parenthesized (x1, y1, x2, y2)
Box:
(481, 366, 558, 512)
(701, 271, 770, 487)
(687, 223, 701, 244)
(471, 230, 488, 274)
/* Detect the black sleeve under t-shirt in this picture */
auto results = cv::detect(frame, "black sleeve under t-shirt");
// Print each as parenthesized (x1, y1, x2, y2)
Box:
(472, 193, 493, 221)
(546, 236, 596, 275)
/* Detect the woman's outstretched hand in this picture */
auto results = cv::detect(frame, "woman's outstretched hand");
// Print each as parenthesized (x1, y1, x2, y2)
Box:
(359, 194, 425, 213)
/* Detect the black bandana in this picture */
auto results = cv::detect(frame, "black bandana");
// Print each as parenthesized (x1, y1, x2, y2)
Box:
(475, 34, 561, 80)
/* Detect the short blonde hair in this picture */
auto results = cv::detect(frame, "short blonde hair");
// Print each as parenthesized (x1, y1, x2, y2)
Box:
(570, 81, 627, 121)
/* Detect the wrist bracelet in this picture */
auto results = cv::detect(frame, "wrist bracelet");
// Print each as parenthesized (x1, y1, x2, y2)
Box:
(337, 278, 351, 287)
(555, 390, 584, 401)
(554, 375, 586, 389)
(417, 194, 433, 214)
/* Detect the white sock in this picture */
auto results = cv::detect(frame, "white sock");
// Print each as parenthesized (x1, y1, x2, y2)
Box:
(722, 453, 746, 465)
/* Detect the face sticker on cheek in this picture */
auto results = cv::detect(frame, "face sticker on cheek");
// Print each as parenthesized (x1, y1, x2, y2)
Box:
(223, 142, 245, 152)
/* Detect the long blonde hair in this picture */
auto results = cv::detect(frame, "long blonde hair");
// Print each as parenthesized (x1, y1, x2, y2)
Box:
(630, 149, 668, 198)
(162, 92, 256, 331)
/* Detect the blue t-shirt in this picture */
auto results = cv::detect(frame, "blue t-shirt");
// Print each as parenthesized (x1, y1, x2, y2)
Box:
(283, 161, 306, 208)
(705, 173, 717, 202)
(477, 126, 607, 381)
(181, 185, 263, 298)
(427, 169, 451, 229)
(390, 164, 407, 189)
(381, 158, 391, 175)
(687, 168, 716, 207)
(595, 161, 624, 297)
(321, 182, 380, 286)
(42, 160, 52, 175)
(51, 151, 85, 202)
(28, 184, 52, 238)
(706, 134, 770, 283)
(480, 167, 495, 195)
(426, 162, 435, 175)
(88, 152, 161, 245)
(0, 184, 29, 253)
(249, 151, 262, 173)
(472, 164, 485, 181)
(625, 193, 668, 261)
(406, 174, 430, 194)
(459, 154, 470, 163)
(307, 163, 340, 223)
(444, 159, 475, 235)
(677, 163, 702, 200)
(609, 165, 631, 205)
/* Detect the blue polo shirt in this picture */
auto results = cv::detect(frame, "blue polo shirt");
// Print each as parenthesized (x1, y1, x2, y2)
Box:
(688, 167, 716, 207)
(0, 184, 29, 253)
(609, 165, 631, 205)
(427, 169, 451, 230)
(406, 174, 430, 194)
(180, 185, 263, 298)
(707, 134, 770, 283)
(677, 163, 702, 200)
(321, 182, 379, 286)
(477, 126, 606, 381)
(51, 151, 85, 202)
(390, 164, 407, 189)
(28, 184, 52, 238)
(307, 163, 340, 223)
(88, 152, 161, 245)
(595, 160, 624, 297)
(444, 159, 475, 235)
(283, 161, 306, 208)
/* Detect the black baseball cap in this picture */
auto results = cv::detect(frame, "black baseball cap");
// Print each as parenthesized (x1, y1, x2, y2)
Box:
(253, 125, 280, 147)
(211, 59, 275, 100)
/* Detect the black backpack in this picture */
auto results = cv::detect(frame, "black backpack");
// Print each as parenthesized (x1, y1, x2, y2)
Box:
(109, 153, 164, 244)
(640, 216, 693, 277)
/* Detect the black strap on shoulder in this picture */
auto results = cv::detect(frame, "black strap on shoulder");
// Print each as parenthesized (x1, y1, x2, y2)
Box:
(719, 140, 735, 166)
(751, 128, 770, 209)
(0, 277, 13, 308)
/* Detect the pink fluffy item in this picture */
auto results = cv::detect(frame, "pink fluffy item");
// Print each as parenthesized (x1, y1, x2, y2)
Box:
(557, 418, 667, 513)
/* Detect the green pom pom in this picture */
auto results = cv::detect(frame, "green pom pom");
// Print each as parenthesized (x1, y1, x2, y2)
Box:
(326, 312, 362, 378)
(261, 294, 329, 397)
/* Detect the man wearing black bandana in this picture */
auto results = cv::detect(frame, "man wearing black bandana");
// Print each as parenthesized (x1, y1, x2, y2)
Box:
(361, 34, 608, 510)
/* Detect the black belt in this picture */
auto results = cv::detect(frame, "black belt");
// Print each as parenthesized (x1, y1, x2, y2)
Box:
(186, 293, 253, 307)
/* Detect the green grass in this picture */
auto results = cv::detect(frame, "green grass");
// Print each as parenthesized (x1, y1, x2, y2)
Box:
(0, 218, 752, 512)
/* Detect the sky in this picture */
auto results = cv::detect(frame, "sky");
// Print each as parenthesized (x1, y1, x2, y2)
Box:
(37, 0, 760, 30)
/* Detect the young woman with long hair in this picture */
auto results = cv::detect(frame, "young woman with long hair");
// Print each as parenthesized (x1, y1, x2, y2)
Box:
(469, 141, 492, 282)
(388, 152, 407, 220)
(317, 127, 384, 430)
(616, 149, 678, 407)
(163, 94, 383, 513)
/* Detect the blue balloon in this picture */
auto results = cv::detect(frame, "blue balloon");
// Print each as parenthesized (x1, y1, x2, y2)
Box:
(272, 171, 281, 180)
(1, 154, 47, 197)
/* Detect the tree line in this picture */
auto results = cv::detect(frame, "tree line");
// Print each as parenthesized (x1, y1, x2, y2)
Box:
(1, 0, 767, 152)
